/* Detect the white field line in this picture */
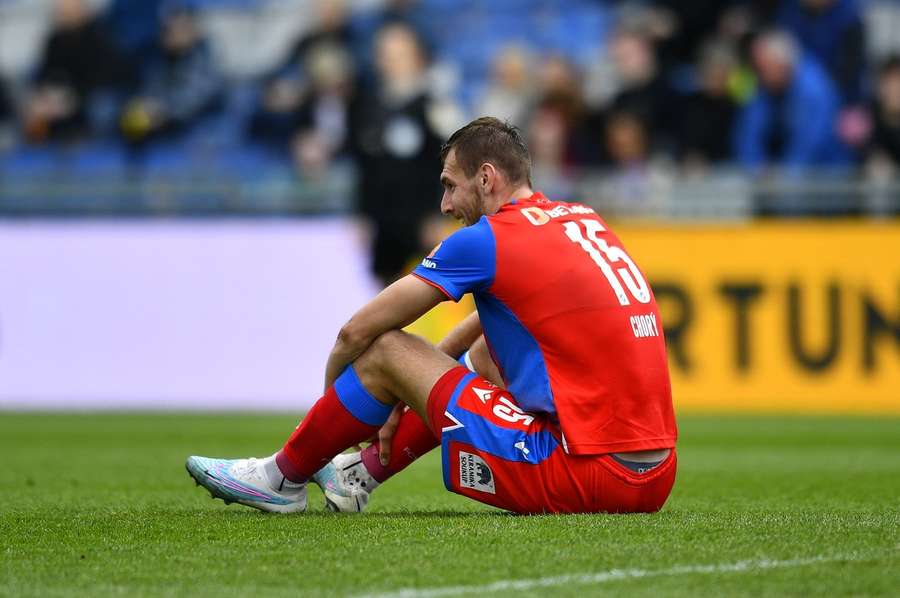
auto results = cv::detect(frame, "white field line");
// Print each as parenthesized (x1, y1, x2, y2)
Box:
(358, 552, 891, 598)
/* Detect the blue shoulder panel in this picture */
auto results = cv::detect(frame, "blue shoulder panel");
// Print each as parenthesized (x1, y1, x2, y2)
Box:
(412, 217, 496, 302)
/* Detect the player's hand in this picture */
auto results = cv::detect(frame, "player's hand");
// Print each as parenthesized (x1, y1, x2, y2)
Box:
(377, 403, 404, 466)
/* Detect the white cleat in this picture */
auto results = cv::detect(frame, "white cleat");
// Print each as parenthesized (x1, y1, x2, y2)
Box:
(186, 456, 307, 513)
(311, 452, 379, 513)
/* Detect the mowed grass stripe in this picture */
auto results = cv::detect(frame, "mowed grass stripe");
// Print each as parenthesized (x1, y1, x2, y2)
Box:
(362, 551, 898, 598)
(1, 413, 898, 597)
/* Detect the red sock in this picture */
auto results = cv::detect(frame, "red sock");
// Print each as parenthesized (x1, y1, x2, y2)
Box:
(276, 385, 383, 482)
(360, 407, 439, 483)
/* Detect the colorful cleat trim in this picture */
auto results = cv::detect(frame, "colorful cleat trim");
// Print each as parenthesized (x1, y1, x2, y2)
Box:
(185, 456, 304, 512)
(311, 454, 373, 513)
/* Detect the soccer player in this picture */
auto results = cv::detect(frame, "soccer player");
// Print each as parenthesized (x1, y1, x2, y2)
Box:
(186, 117, 677, 514)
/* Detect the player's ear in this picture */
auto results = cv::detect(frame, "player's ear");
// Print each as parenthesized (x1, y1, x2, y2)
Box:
(480, 163, 496, 192)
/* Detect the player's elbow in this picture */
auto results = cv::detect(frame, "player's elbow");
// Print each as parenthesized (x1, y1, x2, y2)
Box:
(336, 320, 371, 352)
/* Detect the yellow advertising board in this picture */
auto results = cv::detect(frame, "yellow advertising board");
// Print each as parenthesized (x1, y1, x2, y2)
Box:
(623, 221, 899, 413)
(408, 220, 900, 414)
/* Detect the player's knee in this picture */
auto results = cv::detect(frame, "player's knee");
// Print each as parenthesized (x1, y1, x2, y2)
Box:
(369, 329, 409, 354)
(356, 330, 408, 373)
(352, 330, 412, 392)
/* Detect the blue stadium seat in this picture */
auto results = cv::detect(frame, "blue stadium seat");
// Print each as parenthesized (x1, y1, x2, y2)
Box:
(420, 0, 478, 13)
(0, 146, 62, 177)
(188, 0, 267, 10)
(65, 143, 129, 176)
(138, 143, 194, 176)
(216, 144, 290, 179)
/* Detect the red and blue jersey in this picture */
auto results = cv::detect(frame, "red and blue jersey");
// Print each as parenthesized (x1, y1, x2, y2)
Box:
(412, 192, 677, 455)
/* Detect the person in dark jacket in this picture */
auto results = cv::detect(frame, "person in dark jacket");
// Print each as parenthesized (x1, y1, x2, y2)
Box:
(607, 26, 678, 155)
(350, 22, 451, 286)
(24, 0, 127, 142)
(249, 0, 356, 150)
(0, 77, 14, 151)
(679, 41, 739, 168)
(289, 43, 358, 178)
(0, 77, 12, 125)
(866, 56, 900, 171)
(119, 3, 223, 144)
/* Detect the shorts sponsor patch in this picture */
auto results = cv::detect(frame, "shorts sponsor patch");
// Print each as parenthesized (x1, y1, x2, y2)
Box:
(458, 451, 495, 494)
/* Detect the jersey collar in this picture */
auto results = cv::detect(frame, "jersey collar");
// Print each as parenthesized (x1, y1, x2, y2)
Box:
(507, 191, 549, 207)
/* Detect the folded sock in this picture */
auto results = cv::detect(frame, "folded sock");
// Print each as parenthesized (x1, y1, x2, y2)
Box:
(360, 407, 439, 483)
(261, 454, 305, 492)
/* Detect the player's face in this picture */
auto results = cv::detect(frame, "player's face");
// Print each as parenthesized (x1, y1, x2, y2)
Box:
(440, 149, 483, 226)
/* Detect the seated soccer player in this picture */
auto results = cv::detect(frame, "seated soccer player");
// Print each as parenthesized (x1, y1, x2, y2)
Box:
(186, 117, 678, 514)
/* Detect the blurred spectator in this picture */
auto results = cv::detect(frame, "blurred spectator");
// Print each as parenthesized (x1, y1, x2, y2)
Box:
(350, 22, 455, 285)
(606, 26, 677, 152)
(346, 0, 432, 86)
(0, 79, 11, 120)
(679, 41, 739, 169)
(249, 0, 354, 149)
(0, 78, 15, 152)
(0, 0, 893, 218)
(599, 110, 670, 213)
(778, 0, 865, 104)
(734, 30, 849, 171)
(528, 98, 577, 199)
(526, 55, 598, 171)
(866, 56, 900, 177)
(606, 111, 650, 168)
(119, 4, 224, 145)
(650, 0, 739, 66)
(286, 0, 354, 73)
(533, 55, 593, 165)
(537, 55, 582, 105)
(24, 0, 127, 143)
(289, 43, 358, 178)
(474, 45, 534, 128)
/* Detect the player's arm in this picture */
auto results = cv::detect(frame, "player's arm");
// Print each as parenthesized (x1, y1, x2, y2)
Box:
(435, 310, 482, 358)
(432, 311, 504, 386)
(324, 274, 445, 390)
(376, 310, 485, 467)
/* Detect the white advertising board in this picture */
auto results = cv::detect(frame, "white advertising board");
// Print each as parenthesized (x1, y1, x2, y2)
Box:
(0, 219, 380, 410)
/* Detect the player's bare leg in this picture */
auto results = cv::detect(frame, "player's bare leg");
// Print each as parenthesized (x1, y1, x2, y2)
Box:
(466, 336, 504, 388)
(320, 334, 503, 512)
(186, 328, 461, 513)
(350, 330, 460, 423)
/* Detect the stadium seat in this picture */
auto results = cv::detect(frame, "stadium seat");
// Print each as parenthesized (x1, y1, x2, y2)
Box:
(65, 142, 129, 176)
(0, 146, 62, 177)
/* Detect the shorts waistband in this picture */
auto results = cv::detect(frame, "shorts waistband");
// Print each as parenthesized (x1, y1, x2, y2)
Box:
(611, 454, 664, 474)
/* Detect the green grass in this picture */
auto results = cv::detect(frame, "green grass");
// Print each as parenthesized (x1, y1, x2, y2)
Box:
(1, 413, 898, 597)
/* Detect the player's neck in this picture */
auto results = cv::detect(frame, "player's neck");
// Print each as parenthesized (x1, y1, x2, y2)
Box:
(508, 184, 535, 203)
(485, 184, 534, 215)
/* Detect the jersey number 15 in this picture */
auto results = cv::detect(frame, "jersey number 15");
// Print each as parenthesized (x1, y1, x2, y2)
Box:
(562, 219, 651, 306)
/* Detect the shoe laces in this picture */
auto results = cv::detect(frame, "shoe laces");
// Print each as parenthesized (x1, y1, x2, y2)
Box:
(231, 458, 259, 479)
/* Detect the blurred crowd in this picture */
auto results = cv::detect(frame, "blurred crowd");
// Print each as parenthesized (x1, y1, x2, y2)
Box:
(1, 0, 899, 280)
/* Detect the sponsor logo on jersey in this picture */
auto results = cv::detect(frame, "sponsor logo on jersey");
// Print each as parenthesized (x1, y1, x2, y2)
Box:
(421, 258, 437, 269)
(472, 387, 493, 403)
(521, 203, 595, 226)
(459, 451, 495, 494)
(630, 313, 660, 338)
